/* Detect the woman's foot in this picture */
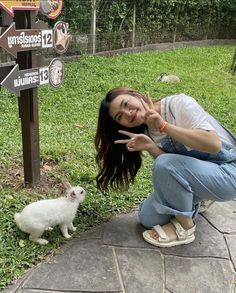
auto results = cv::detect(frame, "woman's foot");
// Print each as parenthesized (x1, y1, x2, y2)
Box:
(143, 218, 196, 248)
(148, 222, 178, 241)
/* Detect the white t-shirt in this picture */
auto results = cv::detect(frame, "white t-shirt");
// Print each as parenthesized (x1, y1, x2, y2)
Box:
(147, 94, 236, 148)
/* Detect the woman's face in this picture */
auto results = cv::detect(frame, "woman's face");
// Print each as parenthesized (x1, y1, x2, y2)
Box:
(108, 94, 146, 127)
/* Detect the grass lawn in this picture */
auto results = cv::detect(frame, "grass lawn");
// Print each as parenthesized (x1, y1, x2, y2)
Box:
(0, 45, 236, 289)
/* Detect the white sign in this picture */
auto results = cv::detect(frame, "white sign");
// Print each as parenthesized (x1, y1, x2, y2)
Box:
(41, 30, 53, 49)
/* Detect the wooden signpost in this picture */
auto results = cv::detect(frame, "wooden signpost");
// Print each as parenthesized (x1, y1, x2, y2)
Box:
(0, 22, 53, 58)
(0, 0, 70, 186)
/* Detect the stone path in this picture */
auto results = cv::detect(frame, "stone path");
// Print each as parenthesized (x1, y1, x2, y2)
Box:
(3, 200, 236, 293)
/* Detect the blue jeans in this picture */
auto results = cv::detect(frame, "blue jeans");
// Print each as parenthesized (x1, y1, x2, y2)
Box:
(139, 154, 236, 228)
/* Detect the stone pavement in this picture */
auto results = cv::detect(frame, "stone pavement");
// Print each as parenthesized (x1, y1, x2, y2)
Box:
(4, 200, 236, 293)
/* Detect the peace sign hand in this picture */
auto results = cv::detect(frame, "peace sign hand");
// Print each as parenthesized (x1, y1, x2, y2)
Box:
(140, 94, 165, 131)
(115, 130, 155, 152)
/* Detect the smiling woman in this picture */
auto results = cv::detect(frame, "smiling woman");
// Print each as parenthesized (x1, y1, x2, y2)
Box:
(94, 87, 236, 249)
(108, 92, 147, 127)
(94, 88, 148, 191)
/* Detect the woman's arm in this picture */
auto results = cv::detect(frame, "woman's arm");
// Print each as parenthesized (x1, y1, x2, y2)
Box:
(115, 130, 165, 158)
(141, 97, 222, 154)
(163, 124, 221, 153)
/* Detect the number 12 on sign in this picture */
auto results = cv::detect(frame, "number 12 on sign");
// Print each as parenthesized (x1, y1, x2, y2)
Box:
(41, 30, 53, 48)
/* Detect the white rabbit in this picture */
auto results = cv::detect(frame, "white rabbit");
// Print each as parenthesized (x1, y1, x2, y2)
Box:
(14, 180, 86, 245)
(157, 73, 180, 83)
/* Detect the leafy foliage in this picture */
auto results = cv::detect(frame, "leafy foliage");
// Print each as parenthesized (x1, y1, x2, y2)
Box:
(38, 0, 236, 53)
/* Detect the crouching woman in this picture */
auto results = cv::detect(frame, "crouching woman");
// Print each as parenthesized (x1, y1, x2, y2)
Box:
(94, 87, 236, 247)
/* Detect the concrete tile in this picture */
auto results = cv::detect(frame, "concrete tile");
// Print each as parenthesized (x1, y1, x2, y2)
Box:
(22, 240, 121, 292)
(161, 215, 228, 258)
(115, 248, 164, 293)
(225, 234, 236, 269)
(2, 283, 21, 293)
(103, 211, 151, 248)
(2, 269, 34, 293)
(203, 201, 236, 233)
(165, 256, 234, 293)
(73, 224, 104, 240)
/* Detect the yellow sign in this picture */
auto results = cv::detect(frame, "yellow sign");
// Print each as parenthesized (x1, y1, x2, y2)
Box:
(0, 1, 40, 16)
(0, 1, 63, 19)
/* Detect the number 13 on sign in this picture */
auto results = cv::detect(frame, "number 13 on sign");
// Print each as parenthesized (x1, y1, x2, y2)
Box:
(39, 67, 49, 85)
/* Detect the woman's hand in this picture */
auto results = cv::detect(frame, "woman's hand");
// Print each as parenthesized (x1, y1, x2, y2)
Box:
(141, 95, 165, 131)
(141, 96, 221, 153)
(115, 130, 165, 157)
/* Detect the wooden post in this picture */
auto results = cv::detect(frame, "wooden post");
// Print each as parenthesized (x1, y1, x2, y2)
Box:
(14, 10, 40, 186)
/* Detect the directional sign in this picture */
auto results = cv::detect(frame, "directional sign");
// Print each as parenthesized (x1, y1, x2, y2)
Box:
(0, 1, 40, 16)
(0, 23, 53, 58)
(1, 58, 64, 95)
(1, 64, 49, 95)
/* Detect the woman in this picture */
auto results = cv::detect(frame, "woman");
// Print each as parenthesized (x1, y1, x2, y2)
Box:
(95, 87, 236, 247)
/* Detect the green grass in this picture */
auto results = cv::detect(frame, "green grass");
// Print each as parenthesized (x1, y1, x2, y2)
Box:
(0, 45, 236, 289)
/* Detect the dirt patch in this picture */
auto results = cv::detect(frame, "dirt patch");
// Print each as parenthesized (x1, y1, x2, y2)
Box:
(0, 158, 65, 196)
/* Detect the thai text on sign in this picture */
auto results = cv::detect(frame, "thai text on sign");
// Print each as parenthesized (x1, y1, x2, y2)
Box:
(0, 23, 53, 58)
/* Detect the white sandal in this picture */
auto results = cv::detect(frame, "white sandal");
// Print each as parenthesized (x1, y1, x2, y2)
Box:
(143, 218, 196, 248)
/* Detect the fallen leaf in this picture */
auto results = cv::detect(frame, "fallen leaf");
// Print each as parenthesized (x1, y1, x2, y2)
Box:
(43, 165, 53, 171)
(19, 240, 25, 248)
(74, 123, 84, 128)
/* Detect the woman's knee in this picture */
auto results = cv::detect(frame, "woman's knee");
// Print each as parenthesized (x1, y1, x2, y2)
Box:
(152, 153, 191, 181)
(153, 154, 179, 172)
(152, 154, 175, 182)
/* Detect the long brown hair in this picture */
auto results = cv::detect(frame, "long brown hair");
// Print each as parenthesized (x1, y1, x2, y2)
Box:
(94, 87, 148, 191)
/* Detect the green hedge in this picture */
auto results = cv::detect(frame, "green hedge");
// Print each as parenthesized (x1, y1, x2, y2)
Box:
(40, 0, 236, 53)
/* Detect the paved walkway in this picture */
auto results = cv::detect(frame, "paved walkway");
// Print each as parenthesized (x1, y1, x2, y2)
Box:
(4, 200, 236, 293)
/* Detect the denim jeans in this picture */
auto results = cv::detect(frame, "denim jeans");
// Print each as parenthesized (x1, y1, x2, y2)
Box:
(139, 153, 236, 229)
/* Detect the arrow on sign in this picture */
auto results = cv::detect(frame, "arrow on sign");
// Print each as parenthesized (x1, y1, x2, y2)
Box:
(0, 1, 40, 16)
(0, 22, 53, 58)
(1, 64, 49, 95)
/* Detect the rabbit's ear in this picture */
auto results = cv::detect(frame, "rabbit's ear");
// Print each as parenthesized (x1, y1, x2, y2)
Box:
(61, 178, 72, 190)
(69, 190, 76, 199)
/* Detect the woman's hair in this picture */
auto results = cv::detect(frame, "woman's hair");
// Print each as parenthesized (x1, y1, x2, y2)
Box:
(94, 87, 148, 191)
